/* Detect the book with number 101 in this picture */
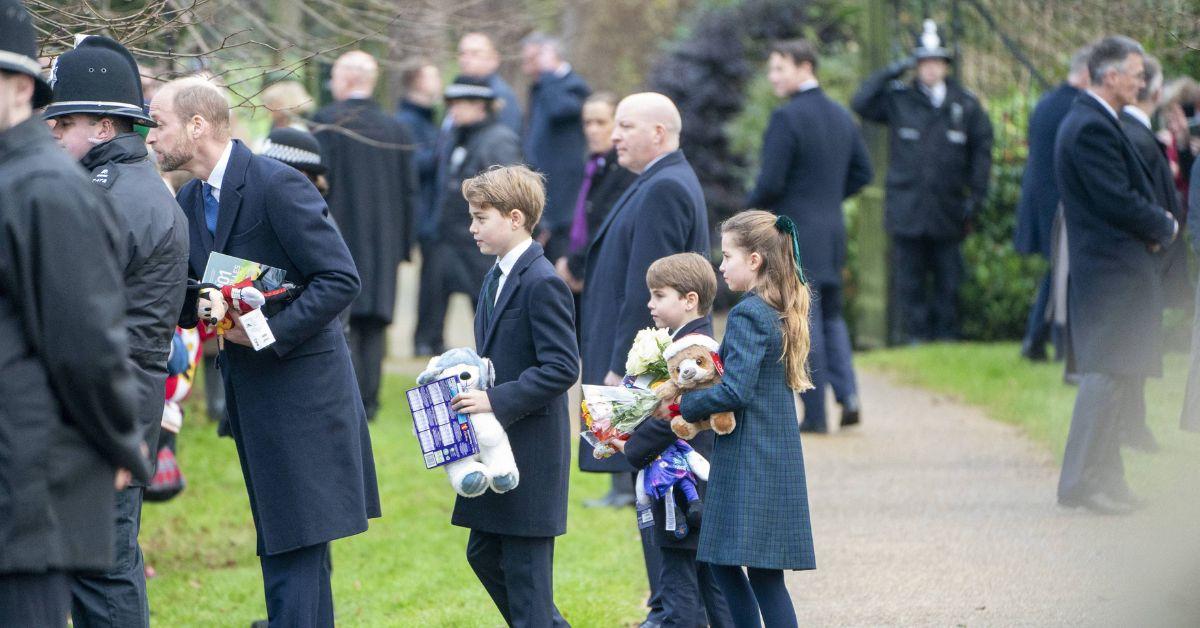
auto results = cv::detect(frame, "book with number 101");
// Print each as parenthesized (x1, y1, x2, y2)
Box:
(407, 377, 480, 469)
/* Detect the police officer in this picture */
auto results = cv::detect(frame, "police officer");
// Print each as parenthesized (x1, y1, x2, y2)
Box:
(0, 2, 153, 625)
(44, 35, 189, 628)
(852, 20, 993, 343)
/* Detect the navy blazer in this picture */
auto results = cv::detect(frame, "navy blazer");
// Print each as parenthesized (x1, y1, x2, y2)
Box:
(578, 150, 710, 472)
(622, 316, 715, 549)
(524, 69, 590, 231)
(1055, 95, 1177, 377)
(178, 140, 380, 555)
(457, 241, 579, 537)
(1015, 82, 1080, 258)
(747, 87, 872, 285)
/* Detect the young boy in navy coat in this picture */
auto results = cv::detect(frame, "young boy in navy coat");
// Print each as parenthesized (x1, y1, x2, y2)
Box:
(614, 253, 732, 628)
(451, 165, 580, 627)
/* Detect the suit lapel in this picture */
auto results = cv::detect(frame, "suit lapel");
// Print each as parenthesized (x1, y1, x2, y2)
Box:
(586, 151, 683, 259)
(213, 141, 249, 253)
(481, 242, 544, 353)
(179, 181, 213, 277)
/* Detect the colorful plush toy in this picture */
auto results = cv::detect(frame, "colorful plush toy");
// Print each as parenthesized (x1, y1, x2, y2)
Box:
(656, 334, 737, 440)
(636, 439, 710, 538)
(416, 348, 519, 498)
(197, 279, 303, 339)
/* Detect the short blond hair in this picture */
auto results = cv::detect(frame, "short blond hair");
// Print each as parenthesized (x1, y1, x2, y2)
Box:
(166, 76, 230, 138)
(461, 165, 546, 233)
(260, 80, 313, 116)
(646, 252, 717, 315)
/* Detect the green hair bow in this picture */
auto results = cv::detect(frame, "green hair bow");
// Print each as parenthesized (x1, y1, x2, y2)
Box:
(774, 215, 807, 285)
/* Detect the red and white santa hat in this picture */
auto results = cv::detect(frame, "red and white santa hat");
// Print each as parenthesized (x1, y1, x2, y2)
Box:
(663, 333, 721, 362)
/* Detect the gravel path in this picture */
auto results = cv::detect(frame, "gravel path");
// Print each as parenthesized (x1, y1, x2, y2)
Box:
(791, 370, 1200, 627)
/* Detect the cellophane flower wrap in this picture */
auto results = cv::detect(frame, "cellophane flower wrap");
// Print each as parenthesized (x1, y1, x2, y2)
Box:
(580, 385, 660, 459)
(623, 327, 672, 383)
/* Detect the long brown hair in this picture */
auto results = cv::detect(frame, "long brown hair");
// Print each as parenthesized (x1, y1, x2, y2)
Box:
(721, 210, 813, 391)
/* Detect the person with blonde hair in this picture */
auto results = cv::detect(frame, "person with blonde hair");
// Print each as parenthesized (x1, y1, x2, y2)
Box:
(668, 209, 815, 628)
(260, 79, 313, 130)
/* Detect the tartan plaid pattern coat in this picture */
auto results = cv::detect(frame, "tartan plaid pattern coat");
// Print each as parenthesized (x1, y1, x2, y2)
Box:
(678, 292, 816, 570)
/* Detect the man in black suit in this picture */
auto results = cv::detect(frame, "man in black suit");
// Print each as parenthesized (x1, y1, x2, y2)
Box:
(1014, 47, 1091, 362)
(748, 39, 873, 433)
(149, 77, 380, 625)
(579, 92, 709, 628)
(1054, 37, 1179, 515)
(1119, 54, 1187, 453)
(312, 51, 418, 421)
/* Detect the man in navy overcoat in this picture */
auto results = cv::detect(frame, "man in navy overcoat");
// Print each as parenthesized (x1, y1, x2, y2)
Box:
(1014, 47, 1090, 361)
(747, 40, 873, 433)
(1053, 38, 1178, 515)
(579, 92, 709, 626)
(149, 77, 380, 627)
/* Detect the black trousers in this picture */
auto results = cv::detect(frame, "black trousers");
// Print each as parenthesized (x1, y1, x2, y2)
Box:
(0, 571, 71, 627)
(466, 530, 568, 627)
(659, 548, 734, 628)
(348, 316, 388, 420)
(414, 239, 491, 351)
(259, 542, 333, 628)
(70, 486, 148, 628)
(892, 235, 963, 342)
(1058, 373, 1141, 502)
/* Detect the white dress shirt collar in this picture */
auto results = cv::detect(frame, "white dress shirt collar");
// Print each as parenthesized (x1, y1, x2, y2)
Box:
(1123, 104, 1152, 130)
(1087, 90, 1119, 120)
(493, 237, 534, 303)
(796, 78, 820, 93)
(642, 150, 674, 174)
(205, 140, 235, 201)
(921, 81, 947, 108)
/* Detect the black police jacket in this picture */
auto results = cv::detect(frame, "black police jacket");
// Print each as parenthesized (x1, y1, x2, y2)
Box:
(0, 118, 151, 573)
(81, 133, 189, 463)
(853, 65, 994, 240)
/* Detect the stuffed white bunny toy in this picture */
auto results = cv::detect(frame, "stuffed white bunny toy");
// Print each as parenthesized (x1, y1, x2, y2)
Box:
(416, 348, 519, 497)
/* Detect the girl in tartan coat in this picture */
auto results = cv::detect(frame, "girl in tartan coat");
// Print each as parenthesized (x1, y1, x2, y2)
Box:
(671, 210, 816, 627)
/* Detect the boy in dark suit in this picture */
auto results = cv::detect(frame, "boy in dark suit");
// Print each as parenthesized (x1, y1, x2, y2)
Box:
(451, 165, 580, 627)
(612, 253, 732, 628)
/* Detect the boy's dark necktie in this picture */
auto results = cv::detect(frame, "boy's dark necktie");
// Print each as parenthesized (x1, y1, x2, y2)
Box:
(482, 264, 502, 321)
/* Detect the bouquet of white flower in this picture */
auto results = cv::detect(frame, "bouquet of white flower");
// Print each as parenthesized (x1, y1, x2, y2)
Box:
(624, 327, 672, 383)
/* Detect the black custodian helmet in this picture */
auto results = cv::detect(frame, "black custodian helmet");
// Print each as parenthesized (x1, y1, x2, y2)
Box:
(0, 0, 53, 108)
(43, 35, 155, 126)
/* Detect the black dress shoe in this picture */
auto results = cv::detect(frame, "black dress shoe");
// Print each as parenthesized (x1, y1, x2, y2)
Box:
(1021, 341, 1048, 362)
(1059, 492, 1138, 516)
(840, 403, 861, 428)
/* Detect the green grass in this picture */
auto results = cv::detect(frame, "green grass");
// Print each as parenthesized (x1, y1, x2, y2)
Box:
(141, 373, 646, 627)
(857, 341, 1200, 491)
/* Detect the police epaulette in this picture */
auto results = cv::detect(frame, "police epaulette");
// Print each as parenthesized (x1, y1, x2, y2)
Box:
(91, 165, 118, 189)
